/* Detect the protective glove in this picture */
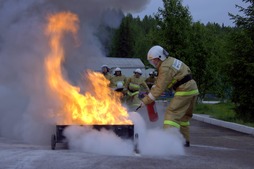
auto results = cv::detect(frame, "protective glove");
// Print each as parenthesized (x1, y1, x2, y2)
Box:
(136, 101, 145, 111)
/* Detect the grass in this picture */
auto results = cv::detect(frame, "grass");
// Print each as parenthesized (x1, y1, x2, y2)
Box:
(194, 102, 254, 128)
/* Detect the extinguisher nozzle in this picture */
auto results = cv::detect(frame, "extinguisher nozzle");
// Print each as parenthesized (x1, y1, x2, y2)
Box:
(135, 105, 141, 111)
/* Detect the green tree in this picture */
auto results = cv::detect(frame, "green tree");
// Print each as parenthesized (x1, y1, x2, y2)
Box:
(228, 0, 254, 122)
(155, 0, 192, 61)
(186, 22, 209, 99)
(155, 0, 234, 101)
(108, 1, 236, 108)
(132, 15, 159, 65)
(109, 14, 159, 65)
(203, 23, 233, 100)
(186, 22, 231, 99)
(155, 0, 213, 98)
(110, 14, 135, 58)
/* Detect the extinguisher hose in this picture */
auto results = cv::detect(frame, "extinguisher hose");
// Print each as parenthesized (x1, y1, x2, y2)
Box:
(135, 105, 141, 111)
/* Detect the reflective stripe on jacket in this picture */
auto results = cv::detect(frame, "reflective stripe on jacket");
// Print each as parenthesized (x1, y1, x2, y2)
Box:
(164, 120, 190, 128)
(111, 75, 127, 88)
(125, 75, 149, 92)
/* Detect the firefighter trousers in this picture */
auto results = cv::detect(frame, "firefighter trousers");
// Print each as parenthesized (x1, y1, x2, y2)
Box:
(163, 95, 198, 142)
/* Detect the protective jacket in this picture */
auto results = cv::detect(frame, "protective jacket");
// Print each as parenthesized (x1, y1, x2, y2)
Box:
(111, 75, 127, 89)
(125, 75, 149, 109)
(103, 73, 113, 86)
(125, 76, 149, 93)
(142, 57, 199, 104)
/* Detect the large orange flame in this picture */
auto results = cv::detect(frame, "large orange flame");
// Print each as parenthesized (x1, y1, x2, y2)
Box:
(45, 12, 132, 125)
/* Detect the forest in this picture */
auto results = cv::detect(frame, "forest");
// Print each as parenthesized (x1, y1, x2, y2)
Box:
(98, 0, 254, 123)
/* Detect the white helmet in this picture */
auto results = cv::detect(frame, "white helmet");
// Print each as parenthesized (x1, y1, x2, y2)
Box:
(101, 64, 110, 72)
(134, 68, 142, 75)
(101, 64, 109, 68)
(116, 81, 123, 89)
(114, 67, 122, 76)
(149, 71, 154, 75)
(115, 67, 121, 72)
(147, 45, 168, 61)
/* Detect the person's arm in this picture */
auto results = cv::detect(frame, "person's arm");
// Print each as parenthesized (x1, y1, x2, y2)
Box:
(123, 76, 127, 86)
(124, 77, 131, 90)
(141, 80, 150, 92)
(142, 65, 175, 104)
(109, 75, 114, 87)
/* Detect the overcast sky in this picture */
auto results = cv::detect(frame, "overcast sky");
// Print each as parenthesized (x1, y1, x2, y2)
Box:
(132, 0, 249, 26)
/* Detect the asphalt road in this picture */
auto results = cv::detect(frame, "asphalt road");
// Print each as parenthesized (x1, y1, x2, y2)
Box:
(1, 102, 254, 169)
(1, 119, 254, 169)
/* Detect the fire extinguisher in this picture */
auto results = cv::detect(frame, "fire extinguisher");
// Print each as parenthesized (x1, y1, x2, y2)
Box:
(146, 101, 158, 122)
(136, 93, 158, 122)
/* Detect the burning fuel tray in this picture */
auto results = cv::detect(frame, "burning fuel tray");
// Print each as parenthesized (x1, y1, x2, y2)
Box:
(51, 124, 139, 153)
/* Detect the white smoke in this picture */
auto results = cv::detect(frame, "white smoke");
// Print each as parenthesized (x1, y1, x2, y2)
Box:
(64, 126, 134, 156)
(64, 112, 185, 156)
(0, 0, 150, 144)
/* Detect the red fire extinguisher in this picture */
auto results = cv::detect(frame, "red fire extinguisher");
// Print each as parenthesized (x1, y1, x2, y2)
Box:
(146, 101, 158, 122)
(136, 101, 158, 122)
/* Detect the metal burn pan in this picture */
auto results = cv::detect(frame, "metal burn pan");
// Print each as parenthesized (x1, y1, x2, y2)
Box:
(51, 124, 139, 153)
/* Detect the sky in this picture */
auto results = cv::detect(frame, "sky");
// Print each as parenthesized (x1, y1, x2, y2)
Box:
(132, 0, 249, 26)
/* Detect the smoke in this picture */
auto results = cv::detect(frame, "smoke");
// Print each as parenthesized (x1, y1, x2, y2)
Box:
(0, 0, 150, 144)
(64, 112, 185, 156)
(64, 126, 134, 156)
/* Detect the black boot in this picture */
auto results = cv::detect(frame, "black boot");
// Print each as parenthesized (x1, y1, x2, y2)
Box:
(184, 141, 190, 147)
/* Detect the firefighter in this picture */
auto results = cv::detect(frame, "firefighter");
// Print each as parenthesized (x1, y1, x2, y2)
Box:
(111, 67, 127, 92)
(145, 71, 157, 89)
(101, 64, 113, 86)
(140, 45, 199, 147)
(125, 68, 150, 110)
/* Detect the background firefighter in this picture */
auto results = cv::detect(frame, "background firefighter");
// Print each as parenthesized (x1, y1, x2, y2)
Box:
(111, 67, 127, 92)
(145, 71, 157, 89)
(111, 67, 127, 103)
(141, 45, 199, 147)
(124, 68, 149, 110)
(101, 64, 113, 86)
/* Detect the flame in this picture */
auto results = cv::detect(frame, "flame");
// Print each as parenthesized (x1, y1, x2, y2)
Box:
(45, 12, 132, 125)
